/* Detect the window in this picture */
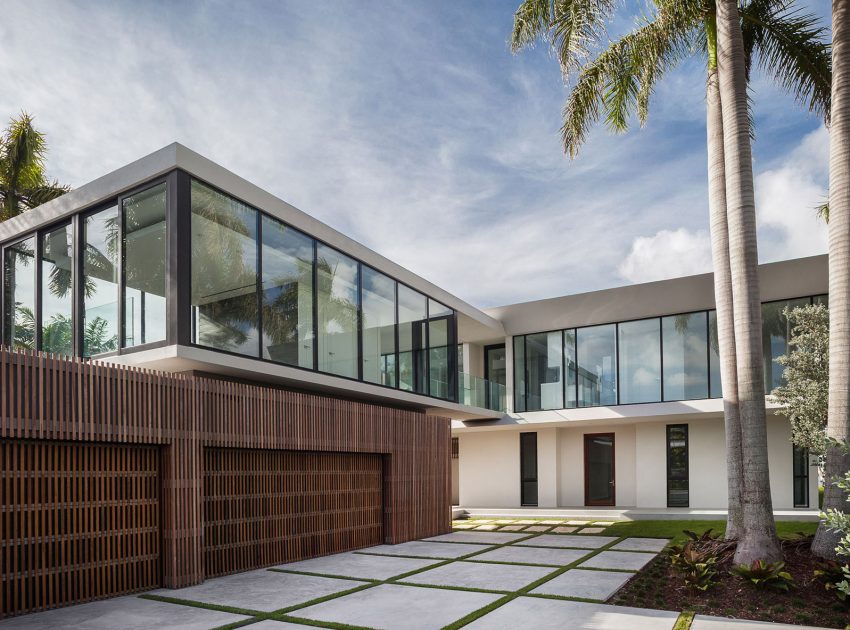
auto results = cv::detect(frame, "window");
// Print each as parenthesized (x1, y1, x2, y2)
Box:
(577, 324, 617, 406)
(618, 319, 661, 404)
(428, 299, 453, 399)
(361, 266, 396, 387)
(520, 432, 538, 506)
(317, 244, 359, 378)
(793, 444, 809, 508)
(667, 424, 689, 507)
(2, 237, 36, 350)
(82, 206, 120, 356)
(398, 285, 426, 394)
(513, 336, 526, 412)
(708, 310, 722, 398)
(525, 331, 563, 411)
(191, 181, 259, 355)
(452, 437, 459, 459)
(40, 224, 74, 355)
(123, 183, 167, 347)
(762, 298, 811, 393)
(662, 312, 708, 401)
(261, 217, 314, 368)
(564, 329, 577, 408)
(485, 344, 506, 410)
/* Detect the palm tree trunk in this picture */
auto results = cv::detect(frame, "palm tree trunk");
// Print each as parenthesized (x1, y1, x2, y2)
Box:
(706, 45, 743, 540)
(716, 0, 782, 564)
(813, 0, 850, 559)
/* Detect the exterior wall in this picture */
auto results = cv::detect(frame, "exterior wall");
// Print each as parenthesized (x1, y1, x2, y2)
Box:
(0, 347, 451, 617)
(456, 413, 818, 511)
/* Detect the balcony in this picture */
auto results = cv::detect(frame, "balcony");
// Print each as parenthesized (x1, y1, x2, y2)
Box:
(459, 372, 506, 413)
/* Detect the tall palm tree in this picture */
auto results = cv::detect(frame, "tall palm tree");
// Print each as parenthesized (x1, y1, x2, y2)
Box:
(511, 0, 829, 560)
(0, 112, 68, 221)
(816, 0, 850, 559)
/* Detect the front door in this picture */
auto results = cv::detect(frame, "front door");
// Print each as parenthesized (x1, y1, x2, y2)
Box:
(584, 433, 615, 506)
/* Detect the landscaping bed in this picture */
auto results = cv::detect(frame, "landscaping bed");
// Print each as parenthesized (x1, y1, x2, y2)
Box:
(610, 535, 850, 629)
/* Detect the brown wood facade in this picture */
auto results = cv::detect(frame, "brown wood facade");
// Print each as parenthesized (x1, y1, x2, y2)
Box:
(0, 347, 451, 617)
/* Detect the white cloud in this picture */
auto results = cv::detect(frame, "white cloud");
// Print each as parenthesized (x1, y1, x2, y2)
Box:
(618, 228, 713, 283)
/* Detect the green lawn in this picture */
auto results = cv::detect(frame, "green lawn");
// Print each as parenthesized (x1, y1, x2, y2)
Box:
(603, 519, 818, 544)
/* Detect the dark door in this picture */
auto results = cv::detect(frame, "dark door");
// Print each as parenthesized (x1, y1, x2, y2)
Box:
(584, 433, 615, 506)
(520, 432, 538, 506)
(484, 344, 506, 408)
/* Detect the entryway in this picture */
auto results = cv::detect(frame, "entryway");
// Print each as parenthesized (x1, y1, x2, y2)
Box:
(584, 433, 615, 506)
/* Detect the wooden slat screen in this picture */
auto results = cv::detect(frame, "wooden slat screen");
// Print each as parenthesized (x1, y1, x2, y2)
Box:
(204, 449, 382, 577)
(0, 347, 451, 617)
(1, 440, 160, 617)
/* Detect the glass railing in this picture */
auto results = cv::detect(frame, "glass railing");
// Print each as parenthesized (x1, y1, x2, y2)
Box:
(459, 372, 506, 412)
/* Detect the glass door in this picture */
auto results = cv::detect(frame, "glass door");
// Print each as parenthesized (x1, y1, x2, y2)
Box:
(584, 433, 615, 506)
(484, 344, 506, 409)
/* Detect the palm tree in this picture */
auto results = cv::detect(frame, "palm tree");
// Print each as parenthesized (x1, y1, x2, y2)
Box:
(815, 0, 850, 560)
(0, 112, 68, 221)
(511, 0, 829, 561)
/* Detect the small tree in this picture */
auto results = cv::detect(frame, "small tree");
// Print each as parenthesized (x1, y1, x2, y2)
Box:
(771, 303, 830, 454)
(823, 443, 850, 599)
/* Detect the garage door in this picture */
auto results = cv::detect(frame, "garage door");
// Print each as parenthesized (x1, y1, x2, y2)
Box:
(1, 440, 160, 617)
(204, 449, 383, 577)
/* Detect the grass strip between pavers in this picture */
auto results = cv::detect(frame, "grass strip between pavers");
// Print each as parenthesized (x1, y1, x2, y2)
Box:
(673, 611, 695, 630)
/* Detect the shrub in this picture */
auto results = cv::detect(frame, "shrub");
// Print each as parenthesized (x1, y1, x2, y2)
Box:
(669, 540, 719, 591)
(814, 560, 850, 603)
(731, 560, 795, 591)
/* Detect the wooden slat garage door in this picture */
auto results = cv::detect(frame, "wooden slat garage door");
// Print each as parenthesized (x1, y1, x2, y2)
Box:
(204, 449, 383, 577)
(1, 440, 160, 617)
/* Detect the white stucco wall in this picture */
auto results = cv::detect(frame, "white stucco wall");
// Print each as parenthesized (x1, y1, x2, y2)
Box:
(456, 413, 818, 510)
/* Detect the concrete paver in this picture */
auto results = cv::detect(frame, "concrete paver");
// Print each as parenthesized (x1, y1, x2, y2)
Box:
(0, 595, 250, 630)
(463, 596, 679, 629)
(274, 551, 440, 580)
(425, 531, 529, 544)
(471, 545, 591, 567)
(580, 550, 657, 571)
(150, 569, 365, 612)
(402, 560, 553, 591)
(611, 538, 670, 553)
(517, 534, 617, 549)
(530, 568, 633, 600)
(358, 540, 491, 558)
(289, 583, 500, 630)
(691, 615, 833, 629)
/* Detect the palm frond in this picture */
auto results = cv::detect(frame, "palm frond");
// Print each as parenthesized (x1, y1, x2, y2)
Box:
(816, 199, 829, 223)
(20, 182, 70, 209)
(740, 0, 831, 123)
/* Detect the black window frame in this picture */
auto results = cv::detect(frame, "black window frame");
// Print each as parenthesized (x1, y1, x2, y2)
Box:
(793, 444, 809, 508)
(520, 431, 538, 507)
(666, 424, 689, 508)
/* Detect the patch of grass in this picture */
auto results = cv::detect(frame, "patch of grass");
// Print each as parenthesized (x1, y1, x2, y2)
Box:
(673, 611, 695, 630)
(602, 520, 817, 544)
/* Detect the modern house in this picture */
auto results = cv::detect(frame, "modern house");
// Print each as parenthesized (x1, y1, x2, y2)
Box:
(0, 143, 822, 616)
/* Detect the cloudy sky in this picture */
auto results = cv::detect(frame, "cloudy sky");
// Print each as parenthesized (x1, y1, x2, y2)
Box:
(0, 0, 831, 307)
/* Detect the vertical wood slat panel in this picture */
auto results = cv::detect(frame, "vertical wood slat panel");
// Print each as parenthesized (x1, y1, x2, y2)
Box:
(0, 346, 451, 617)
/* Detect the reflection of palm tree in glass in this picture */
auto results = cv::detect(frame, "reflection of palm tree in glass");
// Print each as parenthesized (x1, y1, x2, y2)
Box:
(11, 307, 116, 354)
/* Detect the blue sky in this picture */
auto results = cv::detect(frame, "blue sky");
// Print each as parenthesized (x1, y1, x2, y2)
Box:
(0, 0, 831, 307)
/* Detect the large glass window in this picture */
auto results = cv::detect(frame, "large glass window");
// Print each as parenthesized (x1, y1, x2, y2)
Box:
(513, 336, 526, 412)
(191, 181, 259, 355)
(261, 217, 314, 368)
(708, 310, 722, 398)
(525, 331, 563, 411)
(40, 224, 74, 355)
(762, 298, 811, 393)
(2, 237, 36, 350)
(618, 319, 661, 404)
(361, 266, 396, 387)
(398, 285, 427, 394)
(82, 206, 120, 356)
(667, 424, 689, 507)
(662, 312, 708, 401)
(577, 324, 617, 406)
(316, 244, 359, 378)
(520, 432, 538, 506)
(564, 329, 577, 408)
(123, 183, 167, 347)
(793, 444, 809, 508)
(428, 299, 452, 399)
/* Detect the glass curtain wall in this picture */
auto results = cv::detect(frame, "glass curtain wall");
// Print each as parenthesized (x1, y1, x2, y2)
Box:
(82, 206, 120, 356)
(564, 329, 578, 408)
(261, 218, 314, 367)
(316, 244, 359, 378)
(513, 336, 526, 411)
(123, 183, 167, 347)
(662, 312, 708, 401)
(2, 237, 36, 350)
(577, 324, 617, 406)
(398, 285, 427, 394)
(708, 310, 723, 398)
(618, 319, 661, 404)
(525, 331, 563, 411)
(762, 298, 811, 393)
(190, 181, 260, 355)
(428, 299, 452, 399)
(362, 266, 396, 387)
(40, 224, 74, 355)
